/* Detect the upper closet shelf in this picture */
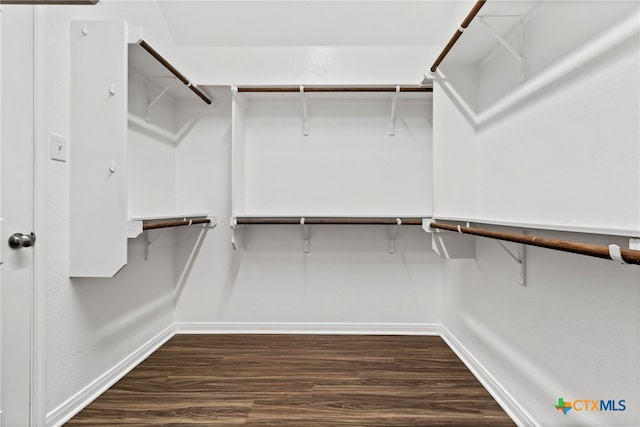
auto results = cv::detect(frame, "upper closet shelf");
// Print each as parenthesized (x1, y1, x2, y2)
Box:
(233, 84, 432, 136)
(431, 0, 538, 74)
(129, 34, 212, 105)
(237, 85, 432, 93)
(235, 85, 432, 101)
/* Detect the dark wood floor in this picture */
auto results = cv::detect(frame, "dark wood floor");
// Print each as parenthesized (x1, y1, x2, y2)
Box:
(67, 334, 514, 426)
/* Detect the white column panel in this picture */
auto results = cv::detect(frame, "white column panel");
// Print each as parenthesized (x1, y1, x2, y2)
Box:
(231, 92, 246, 216)
(69, 21, 127, 277)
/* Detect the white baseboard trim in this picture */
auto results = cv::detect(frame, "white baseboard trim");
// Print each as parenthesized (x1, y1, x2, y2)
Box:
(440, 326, 536, 427)
(175, 321, 440, 336)
(45, 324, 176, 427)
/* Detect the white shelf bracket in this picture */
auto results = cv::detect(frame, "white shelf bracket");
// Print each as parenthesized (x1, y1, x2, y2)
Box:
(389, 218, 401, 253)
(205, 216, 218, 229)
(389, 85, 400, 136)
(476, 16, 526, 80)
(231, 85, 248, 111)
(146, 79, 178, 122)
(144, 230, 150, 260)
(301, 217, 310, 253)
(144, 229, 166, 261)
(230, 217, 241, 250)
(496, 238, 527, 286)
(300, 85, 309, 136)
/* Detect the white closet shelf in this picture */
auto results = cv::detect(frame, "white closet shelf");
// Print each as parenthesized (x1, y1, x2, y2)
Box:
(430, 221, 640, 265)
(431, 0, 538, 72)
(232, 84, 432, 137)
(432, 216, 640, 238)
(128, 37, 212, 105)
(235, 85, 432, 101)
(4, 0, 98, 3)
(233, 216, 427, 225)
(236, 85, 432, 93)
(230, 216, 431, 253)
(128, 214, 217, 238)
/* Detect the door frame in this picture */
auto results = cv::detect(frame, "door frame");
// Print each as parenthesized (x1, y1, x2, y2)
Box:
(0, 5, 40, 425)
(1, 6, 52, 425)
(32, 7, 47, 426)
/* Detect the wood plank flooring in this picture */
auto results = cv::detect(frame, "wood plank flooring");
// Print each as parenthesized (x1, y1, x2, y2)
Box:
(66, 334, 515, 426)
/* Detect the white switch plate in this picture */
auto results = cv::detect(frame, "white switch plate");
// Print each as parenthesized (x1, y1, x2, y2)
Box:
(50, 133, 67, 162)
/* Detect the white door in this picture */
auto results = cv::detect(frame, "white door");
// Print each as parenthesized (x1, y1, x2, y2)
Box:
(0, 5, 36, 426)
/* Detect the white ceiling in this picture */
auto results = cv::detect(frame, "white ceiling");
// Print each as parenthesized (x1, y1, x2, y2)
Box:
(157, 1, 460, 47)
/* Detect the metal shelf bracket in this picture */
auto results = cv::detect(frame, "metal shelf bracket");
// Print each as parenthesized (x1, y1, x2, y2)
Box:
(389, 85, 400, 136)
(389, 218, 401, 253)
(496, 237, 527, 286)
(144, 228, 165, 261)
(300, 85, 309, 136)
(231, 85, 248, 110)
(301, 217, 310, 253)
(146, 79, 178, 122)
(476, 15, 527, 80)
(230, 217, 241, 250)
(143, 216, 215, 260)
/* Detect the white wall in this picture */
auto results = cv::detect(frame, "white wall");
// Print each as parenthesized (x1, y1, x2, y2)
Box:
(183, 46, 436, 86)
(38, 1, 447, 422)
(43, 2, 180, 420)
(127, 68, 177, 217)
(36, 1, 640, 426)
(443, 234, 640, 426)
(240, 95, 432, 216)
(435, 1, 640, 235)
(434, 2, 640, 425)
(164, 1, 446, 331)
(174, 88, 442, 331)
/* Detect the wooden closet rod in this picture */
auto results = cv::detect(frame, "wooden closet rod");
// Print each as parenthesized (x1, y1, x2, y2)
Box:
(138, 40, 212, 105)
(143, 218, 211, 231)
(430, 0, 487, 73)
(0, 1, 98, 3)
(236, 217, 424, 225)
(430, 222, 640, 265)
(237, 86, 432, 93)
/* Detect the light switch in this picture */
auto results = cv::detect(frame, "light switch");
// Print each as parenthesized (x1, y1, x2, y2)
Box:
(50, 133, 67, 162)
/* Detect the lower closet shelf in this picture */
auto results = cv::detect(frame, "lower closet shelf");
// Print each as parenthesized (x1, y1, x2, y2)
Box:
(233, 216, 427, 225)
(230, 215, 431, 252)
(128, 214, 217, 238)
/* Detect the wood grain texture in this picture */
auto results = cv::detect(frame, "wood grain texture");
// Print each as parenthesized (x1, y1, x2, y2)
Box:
(137, 40, 212, 105)
(66, 335, 515, 426)
(236, 217, 424, 225)
(430, 0, 487, 72)
(237, 86, 432, 93)
(430, 221, 640, 264)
